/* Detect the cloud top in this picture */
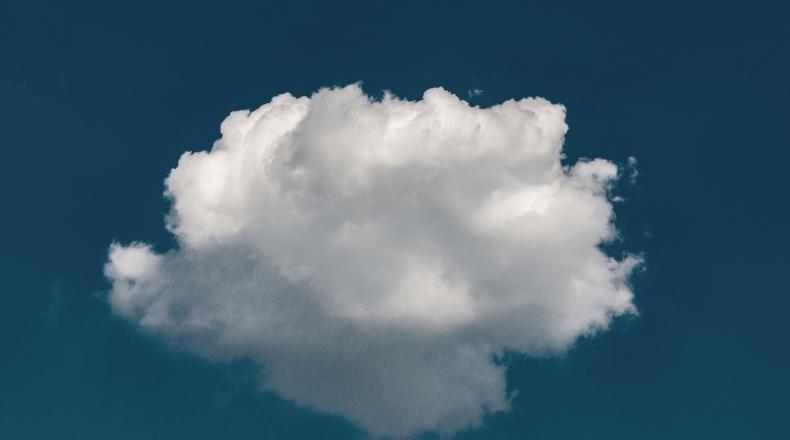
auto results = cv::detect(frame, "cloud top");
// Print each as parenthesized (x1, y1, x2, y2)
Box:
(105, 85, 640, 438)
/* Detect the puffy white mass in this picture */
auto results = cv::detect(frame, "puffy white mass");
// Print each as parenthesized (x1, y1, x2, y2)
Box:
(104, 84, 640, 438)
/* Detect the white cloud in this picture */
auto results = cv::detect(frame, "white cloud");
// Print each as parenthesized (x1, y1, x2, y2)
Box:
(104, 85, 641, 438)
(627, 155, 640, 184)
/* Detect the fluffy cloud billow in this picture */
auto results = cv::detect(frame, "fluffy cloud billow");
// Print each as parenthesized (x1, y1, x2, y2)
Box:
(105, 85, 640, 438)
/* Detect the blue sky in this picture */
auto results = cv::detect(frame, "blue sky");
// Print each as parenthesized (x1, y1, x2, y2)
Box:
(2, 1, 789, 439)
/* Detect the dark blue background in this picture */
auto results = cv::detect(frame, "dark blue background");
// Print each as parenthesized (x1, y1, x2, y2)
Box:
(2, 1, 788, 438)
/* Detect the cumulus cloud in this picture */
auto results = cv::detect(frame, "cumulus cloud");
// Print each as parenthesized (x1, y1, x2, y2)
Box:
(104, 85, 640, 438)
